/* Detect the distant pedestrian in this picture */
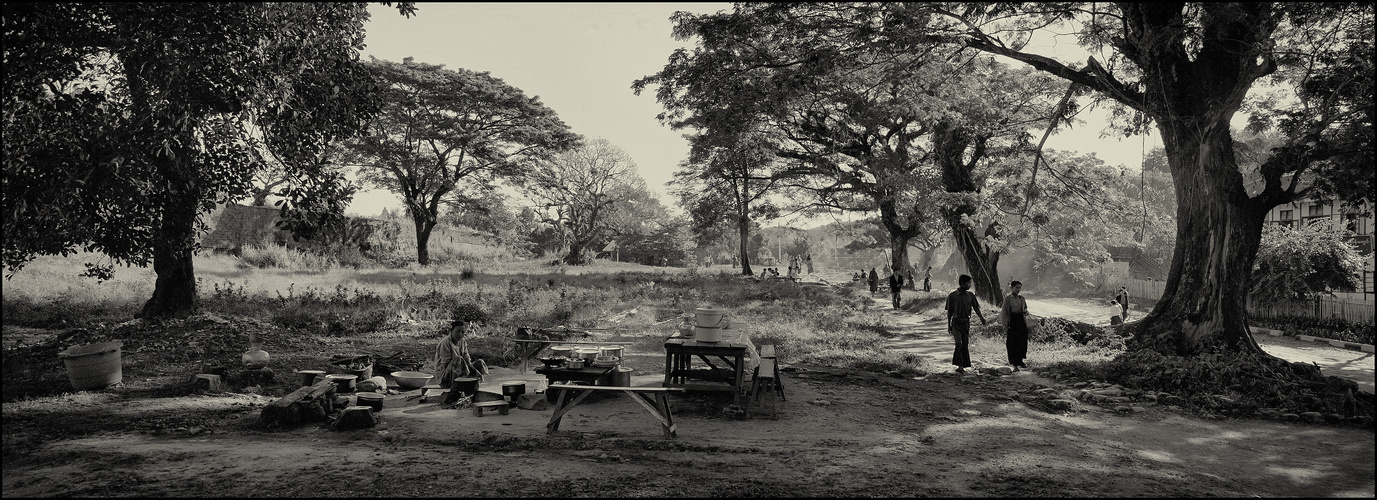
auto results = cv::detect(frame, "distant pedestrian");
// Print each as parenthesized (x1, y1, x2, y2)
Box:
(805, 253, 814, 274)
(887, 269, 905, 308)
(923, 266, 932, 292)
(945, 274, 987, 374)
(906, 268, 916, 290)
(1109, 300, 1124, 325)
(868, 268, 879, 295)
(999, 280, 1030, 370)
(1114, 286, 1129, 320)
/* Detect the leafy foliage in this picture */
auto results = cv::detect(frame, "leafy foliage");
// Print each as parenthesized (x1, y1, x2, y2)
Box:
(1045, 348, 1373, 423)
(348, 56, 580, 265)
(1251, 220, 1366, 303)
(514, 138, 645, 265)
(3, 2, 415, 317)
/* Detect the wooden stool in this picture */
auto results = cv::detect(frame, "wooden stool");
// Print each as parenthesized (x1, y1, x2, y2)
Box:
(747, 345, 785, 419)
(471, 400, 510, 417)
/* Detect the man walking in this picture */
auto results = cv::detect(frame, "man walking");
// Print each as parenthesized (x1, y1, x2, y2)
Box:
(923, 266, 932, 292)
(945, 274, 987, 374)
(887, 268, 905, 308)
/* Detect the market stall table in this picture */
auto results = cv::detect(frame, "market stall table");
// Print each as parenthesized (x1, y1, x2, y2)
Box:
(534, 364, 616, 386)
(663, 329, 753, 405)
(512, 340, 628, 373)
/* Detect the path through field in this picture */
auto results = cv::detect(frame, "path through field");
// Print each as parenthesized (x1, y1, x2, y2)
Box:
(807, 269, 1374, 393)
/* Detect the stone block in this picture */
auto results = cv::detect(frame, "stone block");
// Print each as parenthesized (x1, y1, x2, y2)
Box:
(995, 366, 1013, 375)
(1362, 344, 1375, 354)
(1300, 411, 1324, 423)
(1296, 335, 1317, 343)
(1048, 399, 1075, 411)
(333, 406, 377, 431)
(187, 374, 223, 393)
(1328, 340, 1348, 349)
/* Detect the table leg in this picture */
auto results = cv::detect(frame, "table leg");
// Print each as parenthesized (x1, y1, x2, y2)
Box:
(547, 387, 570, 434)
(627, 391, 676, 439)
(733, 353, 745, 406)
(546, 387, 594, 435)
(658, 394, 676, 438)
(663, 351, 673, 387)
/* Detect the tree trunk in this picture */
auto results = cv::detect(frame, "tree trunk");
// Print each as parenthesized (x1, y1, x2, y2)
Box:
(945, 215, 1003, 307)
(1126, 123, 1267, 356)
(737, 214, 754, 276)
(412, 216, 434, 266)
(141, 186, 199, 319)
(565, 240, 589, 265)
(935, 121, 1002, 306)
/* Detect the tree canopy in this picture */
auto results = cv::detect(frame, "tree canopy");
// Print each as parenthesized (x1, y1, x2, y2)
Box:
(515, 138, 642, 265)
(347, 56, 580, 265)
(3, 2, 415, 317)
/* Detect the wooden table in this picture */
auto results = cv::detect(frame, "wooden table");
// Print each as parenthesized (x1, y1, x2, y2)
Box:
(534, 365, 616, 386)
(546, 383, 686, 438)
(512, 340, 629, 373)
(663, 330, 752, 405)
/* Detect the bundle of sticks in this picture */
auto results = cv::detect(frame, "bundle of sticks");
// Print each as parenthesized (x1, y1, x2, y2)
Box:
(329, 351, 425, 375)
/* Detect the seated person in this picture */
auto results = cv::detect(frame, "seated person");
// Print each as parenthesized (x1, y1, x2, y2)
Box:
(430, 304, 490, 387)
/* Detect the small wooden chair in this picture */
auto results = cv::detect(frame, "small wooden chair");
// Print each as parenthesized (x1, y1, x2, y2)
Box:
(747, 344, 785, 418)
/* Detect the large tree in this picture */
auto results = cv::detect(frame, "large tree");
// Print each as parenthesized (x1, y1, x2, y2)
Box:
(3, 2, 414, 318)
(671, 127, 783, 276)
(348, 57, 580, 265)
(924, 3, 1375, 355)
(515, 138, 642, 265)
(638, 5, 1067, 304)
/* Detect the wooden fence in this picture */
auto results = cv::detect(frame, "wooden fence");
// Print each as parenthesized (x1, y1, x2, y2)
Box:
(1124, 278, 1374, 323)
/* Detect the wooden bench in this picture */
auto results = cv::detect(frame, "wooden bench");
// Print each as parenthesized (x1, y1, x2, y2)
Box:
(545, 383, 687, 439)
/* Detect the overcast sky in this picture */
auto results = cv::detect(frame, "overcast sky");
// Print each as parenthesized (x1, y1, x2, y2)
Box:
(348, 2, 1162, 223)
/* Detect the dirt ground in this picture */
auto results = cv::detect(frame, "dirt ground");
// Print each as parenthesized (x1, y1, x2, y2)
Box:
(3, 285, 1374, 497)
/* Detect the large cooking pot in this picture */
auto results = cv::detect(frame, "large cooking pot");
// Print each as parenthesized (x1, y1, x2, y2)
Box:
(575, 349, 600, 363)
(599, 346, 624, 359)
(355, 392, 384, 412)
(324, 374, 357, 393)
(695, 325, 724, 343)
(694, 307, 731, 329)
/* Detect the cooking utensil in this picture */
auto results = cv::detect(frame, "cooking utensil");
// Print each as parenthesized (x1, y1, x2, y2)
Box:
(574, 349, 600, 363)
(391, 371, 433, 390)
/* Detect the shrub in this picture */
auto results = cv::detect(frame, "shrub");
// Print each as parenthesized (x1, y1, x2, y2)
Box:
(1251, 315, 1375, 345)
